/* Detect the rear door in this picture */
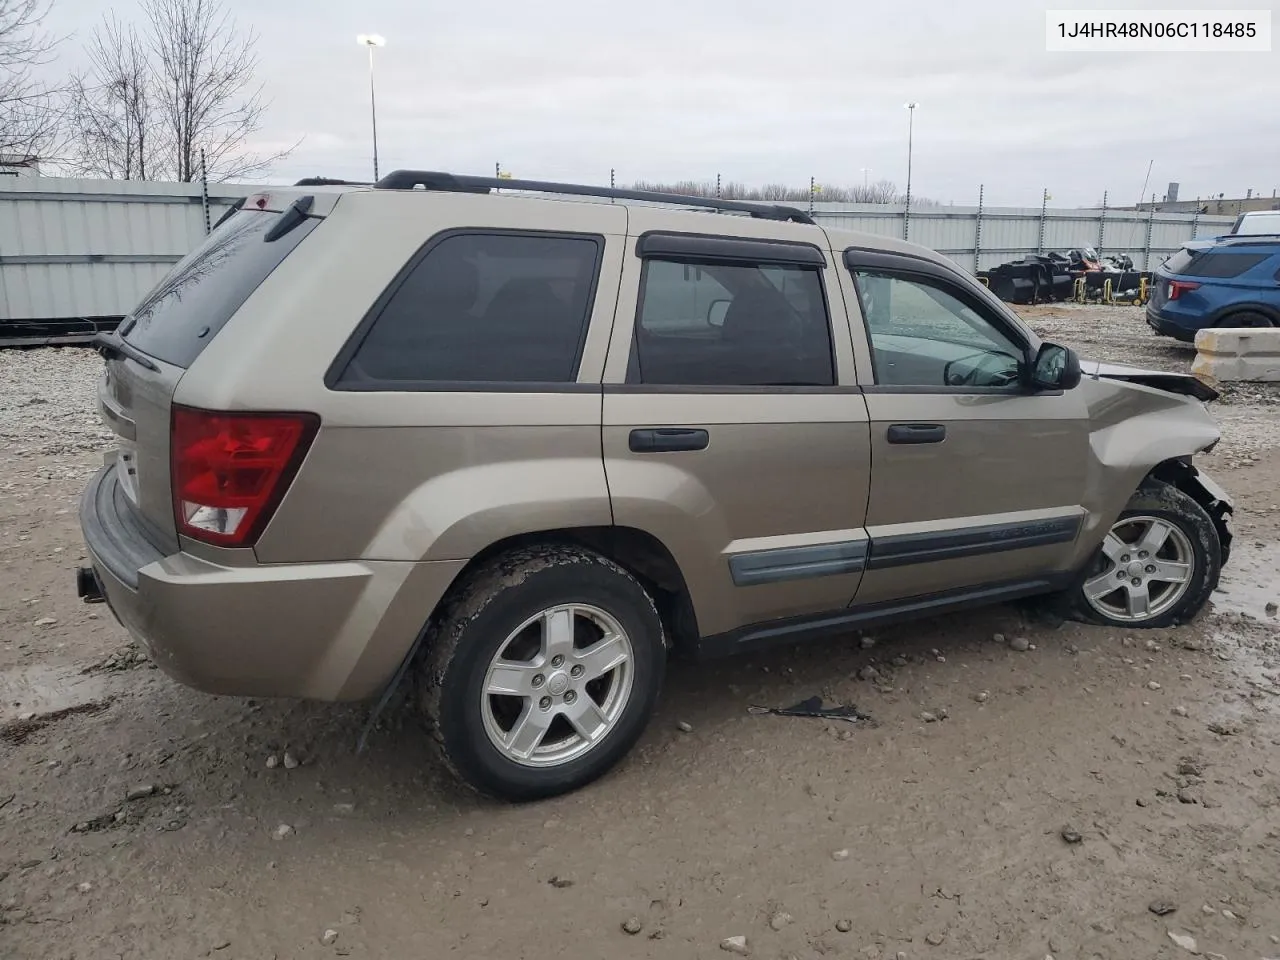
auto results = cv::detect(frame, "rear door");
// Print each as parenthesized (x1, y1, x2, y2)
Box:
(101, 194, 327, 542)
(601, 210, 871, 643)
(837, 248, 1091, 605)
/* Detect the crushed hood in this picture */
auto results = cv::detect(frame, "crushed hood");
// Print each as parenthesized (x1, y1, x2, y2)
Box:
(1085, 360, 1219, 403)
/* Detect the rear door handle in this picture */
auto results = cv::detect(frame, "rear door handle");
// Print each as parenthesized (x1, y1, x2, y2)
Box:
(886, 423, 946, 444)
(629, 428, 710, 453)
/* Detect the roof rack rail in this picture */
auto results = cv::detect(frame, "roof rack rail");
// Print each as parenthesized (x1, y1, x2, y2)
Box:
(372, 170, 817, 225)
(293, 177, 371, 186)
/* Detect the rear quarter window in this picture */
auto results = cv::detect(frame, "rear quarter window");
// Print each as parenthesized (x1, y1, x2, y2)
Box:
(121, 209, 318, 368)
(1163, 251, 1270, 279)
(332, 231, 603, 387)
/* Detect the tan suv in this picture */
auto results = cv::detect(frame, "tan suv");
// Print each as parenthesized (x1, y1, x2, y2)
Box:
(78, 172, 1234, 800)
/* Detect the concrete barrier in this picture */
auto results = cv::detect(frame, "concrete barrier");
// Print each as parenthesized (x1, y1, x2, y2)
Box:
(1192, 328, 1280, 383)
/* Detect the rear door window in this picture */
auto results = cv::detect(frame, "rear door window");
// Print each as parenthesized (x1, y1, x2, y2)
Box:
(121, 209, 318, 368)
(335, 232, 603, 386)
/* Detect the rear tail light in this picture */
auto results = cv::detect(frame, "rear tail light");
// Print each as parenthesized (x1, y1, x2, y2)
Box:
(170, 406, 319, 547)
(1168, 280, 1201, 301)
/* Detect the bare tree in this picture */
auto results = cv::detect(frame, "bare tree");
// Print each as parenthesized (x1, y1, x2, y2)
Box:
(143, 0, 293, 181)
(629, 178, 926, 205)
(0, 0, 62, 158)
(66, 17, 156, 178)
(65, 0, 295, 181)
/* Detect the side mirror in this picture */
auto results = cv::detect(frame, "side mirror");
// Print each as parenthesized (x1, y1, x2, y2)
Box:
(707, 299, 730, 327)
(1030, 342, 1082, 391)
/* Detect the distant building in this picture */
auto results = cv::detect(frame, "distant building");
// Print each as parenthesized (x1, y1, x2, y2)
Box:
(1128, 189, 1280, 216)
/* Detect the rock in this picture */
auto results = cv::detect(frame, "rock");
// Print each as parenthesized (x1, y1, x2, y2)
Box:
(1172, 706, 1189, 717)
(1061, 826, 1083, 844)
(77, 881, 92, 893)
(1202, 904, 1217, 915)
(1167, 930, 1197, 952)
(973, 691, 989, 703)
(992, 633, 1006, 644)
(858, 666, 880, 682)
(548, 876, 574, 888)
(321, 929, 339, 946)
(622, 917, 643, 935)
(720, 935, 750, 955)
(921, 711, 938, 723)
(212, 941, 231, 951)
(273, 823, 294, 840)
(1177, 759, 1204, 776)
(282, 752, 300, 770)
(891, 655, 908, 668)
(265, 755, 279, 769)
(1207, 720, 1240, 736)
(1144, 638, 1161, 651)
(925, 932, 946, 946)
(1147, 681, 1162, 691)
(835, 919, 852, 933)
(1266, 601, 1277, 617)
(769, 911, 793, 931)
(937, 706, 949, 720)
(1009, 637, 1031, 652)
(126, 785, 156, 801)
(831, 848, 850, 861)
(859, 636, 876, 649)
(34, 617, 57, 626)
(1135, 797, 1149, 807)
(1149, 900, 1178, 916)
(1222, 909, 1238, 921)
(332, 803, 355, 814)
(1177, 789, 1199, 805)
(676, 721, 693, 733)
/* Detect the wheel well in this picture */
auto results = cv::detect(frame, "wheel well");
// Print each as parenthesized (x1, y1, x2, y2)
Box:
(448, 527, 700, 651)
(1146, 456, 1233, 561)
(1213, 303, 1280, 326)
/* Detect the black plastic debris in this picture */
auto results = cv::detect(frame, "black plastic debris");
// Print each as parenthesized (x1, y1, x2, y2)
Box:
(748, 695, 872, 725)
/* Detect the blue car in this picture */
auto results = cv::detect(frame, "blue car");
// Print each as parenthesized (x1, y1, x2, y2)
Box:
(1146, 235, 1280, 341)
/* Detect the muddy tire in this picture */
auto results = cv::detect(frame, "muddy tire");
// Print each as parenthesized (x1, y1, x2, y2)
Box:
(1069, 482, 1221, 629)
(418, 544, 666, 802)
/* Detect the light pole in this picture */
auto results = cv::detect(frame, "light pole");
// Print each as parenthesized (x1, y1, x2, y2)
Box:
(357, 34, 386, 181)
(859, 167, 872, 191)
(903, 102, 918, 241)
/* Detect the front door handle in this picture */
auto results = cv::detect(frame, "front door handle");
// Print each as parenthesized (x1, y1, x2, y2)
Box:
(629, 428, 710, 453)
(886, 423, 946, 444)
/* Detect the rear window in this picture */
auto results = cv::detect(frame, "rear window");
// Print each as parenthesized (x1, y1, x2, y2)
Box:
(1162, 250, 1270, 279)
(334, 231, 602, 387)
(120, 209, 319, 368)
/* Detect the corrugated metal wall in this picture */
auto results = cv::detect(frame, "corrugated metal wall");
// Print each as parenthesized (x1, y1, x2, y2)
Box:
(0, 177, 251, 323)
(0, 178, 1236, 322)
(808, 203, 1234, 271)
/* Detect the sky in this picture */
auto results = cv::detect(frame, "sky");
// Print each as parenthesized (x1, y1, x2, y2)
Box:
(34, 0, 1280, 207)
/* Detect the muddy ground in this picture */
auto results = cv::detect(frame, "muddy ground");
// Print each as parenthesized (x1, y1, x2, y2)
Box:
(2, 304, 1279, 960)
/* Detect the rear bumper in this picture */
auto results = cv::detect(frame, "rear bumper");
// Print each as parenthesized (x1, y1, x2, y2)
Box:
(78, 465, 466, 701)
(1144, 304, 1199, 342)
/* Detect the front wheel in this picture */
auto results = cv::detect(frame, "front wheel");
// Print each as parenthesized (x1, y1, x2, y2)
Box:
(419, 545, 666, 801)
(1070, 483, 1221, 628)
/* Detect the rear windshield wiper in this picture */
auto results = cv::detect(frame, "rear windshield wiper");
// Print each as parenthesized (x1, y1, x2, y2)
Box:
(92, 329, 159, 372)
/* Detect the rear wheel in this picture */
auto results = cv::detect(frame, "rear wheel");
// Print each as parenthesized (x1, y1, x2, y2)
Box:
(1069, 483, 1221, 629)
(419, 545, 666, 801)
(1217, 310, 1275, 329)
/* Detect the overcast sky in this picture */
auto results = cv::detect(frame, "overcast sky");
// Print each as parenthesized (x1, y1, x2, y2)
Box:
(37, 0, 1280, 207)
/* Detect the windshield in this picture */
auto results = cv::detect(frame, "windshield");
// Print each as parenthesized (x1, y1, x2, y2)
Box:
(1233, 212, 1280, 235)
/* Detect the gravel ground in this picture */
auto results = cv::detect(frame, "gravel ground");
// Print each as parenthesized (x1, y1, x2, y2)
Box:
(2, 314, 1280, 960)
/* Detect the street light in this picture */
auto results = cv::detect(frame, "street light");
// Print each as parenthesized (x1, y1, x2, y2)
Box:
(357, 34, 386, 181)
(859, 167, 872, 190)
(904, 102, 918, 240)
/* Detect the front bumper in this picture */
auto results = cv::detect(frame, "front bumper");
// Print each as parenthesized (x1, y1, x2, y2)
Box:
(78, 465, 466, 701)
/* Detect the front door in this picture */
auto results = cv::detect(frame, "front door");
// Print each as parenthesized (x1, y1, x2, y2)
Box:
(839, 250, 1092, 605)
(601, 213, 872, 641)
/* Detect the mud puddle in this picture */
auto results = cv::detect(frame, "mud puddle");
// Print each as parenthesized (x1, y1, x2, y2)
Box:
(0, 662, 123, 723)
